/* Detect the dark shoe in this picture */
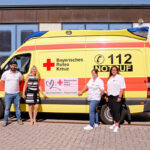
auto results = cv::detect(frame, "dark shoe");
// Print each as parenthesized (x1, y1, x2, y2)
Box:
(17, 119, 23, 125)
(2, 122, 8, 127)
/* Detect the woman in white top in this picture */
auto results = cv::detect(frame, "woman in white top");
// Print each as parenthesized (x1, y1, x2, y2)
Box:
(79, 69, 104, 130)
(106, 66, 126, 132)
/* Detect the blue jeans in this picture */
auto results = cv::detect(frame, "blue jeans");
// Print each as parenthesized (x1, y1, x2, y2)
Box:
(89, 100, 100, 127)
(4, 92, 21, 122)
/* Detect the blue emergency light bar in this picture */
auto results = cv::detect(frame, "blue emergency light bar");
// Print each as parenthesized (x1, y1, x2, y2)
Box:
(24, 31, 47, 43)
(128, 26, 149, 32)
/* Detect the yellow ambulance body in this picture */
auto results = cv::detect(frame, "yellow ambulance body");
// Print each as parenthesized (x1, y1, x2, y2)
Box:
(0, 27, 150, 124)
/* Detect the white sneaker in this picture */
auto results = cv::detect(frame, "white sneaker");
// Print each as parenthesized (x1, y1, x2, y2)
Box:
(109, 124, 116, 129)
(84, 125, 93, 130)
(94, 124, 99, 128)
(113, 126, 119, 132)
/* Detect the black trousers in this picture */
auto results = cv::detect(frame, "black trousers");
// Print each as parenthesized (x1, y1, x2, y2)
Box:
(108, 95, 121, 123)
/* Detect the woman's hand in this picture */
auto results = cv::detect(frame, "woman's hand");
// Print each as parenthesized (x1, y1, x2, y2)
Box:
(22, 94, 26, 99)
(42, 92, 47, 98)
(117, 97, 121, 102)
(78, 91, 83, 96)
(105, 97, 108, 102)
(43, 94, 48, 98)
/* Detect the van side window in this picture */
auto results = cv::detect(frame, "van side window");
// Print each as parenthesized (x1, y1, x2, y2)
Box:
(2, 54, 31, 74)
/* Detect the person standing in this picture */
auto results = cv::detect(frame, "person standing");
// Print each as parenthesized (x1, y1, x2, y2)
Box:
(78, 69, 104, 130)
(106, 66, 126, 132)
(1, 61, 23, 127)
(23, 66, 46, 125)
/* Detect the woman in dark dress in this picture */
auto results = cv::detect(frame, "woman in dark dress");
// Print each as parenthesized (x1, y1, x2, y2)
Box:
(23, 66, 46, 125)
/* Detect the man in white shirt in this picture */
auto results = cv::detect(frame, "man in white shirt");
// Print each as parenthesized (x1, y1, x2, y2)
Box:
(1, 61, 23, 126)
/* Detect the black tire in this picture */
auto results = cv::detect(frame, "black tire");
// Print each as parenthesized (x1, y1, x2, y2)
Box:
(120, 105, 131, 124)
(0, 99, 4, 118)
(100, 104, 113, 124)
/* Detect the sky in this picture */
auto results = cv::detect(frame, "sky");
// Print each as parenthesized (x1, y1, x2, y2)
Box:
(0, 0, 150, 6)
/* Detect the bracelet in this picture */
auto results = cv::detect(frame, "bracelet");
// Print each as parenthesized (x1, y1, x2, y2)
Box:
(118, 97, 122, 99)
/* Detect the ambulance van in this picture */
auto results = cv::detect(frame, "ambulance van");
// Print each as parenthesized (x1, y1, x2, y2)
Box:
(0, 27, 150, 124)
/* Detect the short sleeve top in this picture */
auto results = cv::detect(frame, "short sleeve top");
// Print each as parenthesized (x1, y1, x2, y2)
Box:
(107, 74, 126, 96)
(87, 77, 104, 101)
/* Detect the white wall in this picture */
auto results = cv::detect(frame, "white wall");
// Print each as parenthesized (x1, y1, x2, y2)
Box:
(133, 23, 150, 28)
(39, 23, 61, 31)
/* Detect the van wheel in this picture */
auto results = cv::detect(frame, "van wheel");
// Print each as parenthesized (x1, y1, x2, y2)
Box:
(0, 100, 4, 118)
(100, 104, 113, 124)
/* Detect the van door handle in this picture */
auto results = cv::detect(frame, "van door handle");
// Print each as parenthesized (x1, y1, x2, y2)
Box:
(144, 80, 147, 83)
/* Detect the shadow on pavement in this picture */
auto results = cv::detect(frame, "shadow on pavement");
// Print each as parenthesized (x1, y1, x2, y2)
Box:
(131, 112, 150, 122)
(20, 112, 89, 122)
(18, 112, 150, 123)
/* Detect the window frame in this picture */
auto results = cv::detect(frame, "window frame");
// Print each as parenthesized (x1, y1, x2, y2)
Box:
(21, 30, 34, 45)
(62, 23, 133, 30)
(0, 30, 12, 52)
(0, 25, 16, 56)
(1, 53, 32, 75)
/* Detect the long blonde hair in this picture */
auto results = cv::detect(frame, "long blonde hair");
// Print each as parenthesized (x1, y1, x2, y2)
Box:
(29, 65, 39, 78)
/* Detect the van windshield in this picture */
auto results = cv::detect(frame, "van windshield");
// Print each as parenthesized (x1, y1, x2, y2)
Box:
(0, 53, 31, 76)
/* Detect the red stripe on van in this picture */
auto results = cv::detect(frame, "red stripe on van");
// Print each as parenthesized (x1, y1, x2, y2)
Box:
(78, 77, 147, 91)
(86, 42, 145, 48)
(0, 77, 147, 92)
(18, 45, 36, 51)
(39, 79, 45, 92)
(0, 82, 4, 91)
(0, 80, 25, 92)
(30, 77, 147, 92)
(17, 43, 85, 52)
(36, 44, 85, 50)
(145, 42, 150, 47)
(17, 42, 148, 52)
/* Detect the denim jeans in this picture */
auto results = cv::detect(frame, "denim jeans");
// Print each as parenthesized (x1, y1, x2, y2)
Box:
(89, 100, 100, 127)
(4, 92, 21, 122)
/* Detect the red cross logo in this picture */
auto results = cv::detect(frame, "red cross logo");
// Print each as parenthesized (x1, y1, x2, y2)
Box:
(43, 59, 55, 71)
(57, 80, 63, 86)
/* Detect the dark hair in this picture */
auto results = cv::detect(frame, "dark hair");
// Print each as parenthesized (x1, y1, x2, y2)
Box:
(91, 69, 99, 74)
(10, 61, 17, 65)
(109, 66, 119, 78)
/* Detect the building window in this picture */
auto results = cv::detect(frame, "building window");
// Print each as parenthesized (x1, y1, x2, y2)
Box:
(21, 30, 34, 44)
(109, 24, 132, 30)
(86, 24, 109, 30)
(62, 24, 85, 30)
(0, 24, 38, 57)
(0, 31, 11, 52)
(62, 23, 132, 30)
